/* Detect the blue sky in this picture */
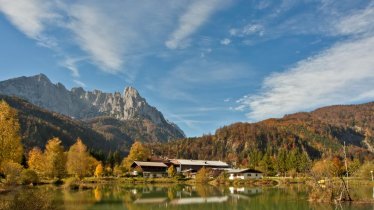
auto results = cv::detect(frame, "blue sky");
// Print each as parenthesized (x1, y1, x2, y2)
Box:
(0, 0, 373, 137)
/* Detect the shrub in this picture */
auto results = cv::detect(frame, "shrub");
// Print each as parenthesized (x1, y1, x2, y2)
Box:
(113, 165, 123, 177)
(1, 161, 23, 184)
(20, 169, 39, 185)
(354, 161, 374, 179)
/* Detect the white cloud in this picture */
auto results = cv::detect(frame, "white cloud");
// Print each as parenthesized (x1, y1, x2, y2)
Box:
(60, 57, 87, 78)
(165, 0, 228, 49)
(66, 4, 126, 72)
(220, 38, 231, 45)
(0, 1, 187, 74)
(237, 36, 374, 120)
(73, 80, 86, 87)
(335, 6, 374, 37)
(229, 23, 265, 38)
(0, 0, 59, 47)
(236, 3, 374, 120)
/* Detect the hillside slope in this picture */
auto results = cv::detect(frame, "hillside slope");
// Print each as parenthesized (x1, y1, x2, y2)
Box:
(151, 102, 374, 163)
(0, 95, 132, 153)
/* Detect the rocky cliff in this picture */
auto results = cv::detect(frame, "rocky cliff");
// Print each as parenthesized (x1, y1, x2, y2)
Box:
(0, 74, 185, 141)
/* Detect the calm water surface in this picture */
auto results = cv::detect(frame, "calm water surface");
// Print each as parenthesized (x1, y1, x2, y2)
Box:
(1, 184, 373, 210)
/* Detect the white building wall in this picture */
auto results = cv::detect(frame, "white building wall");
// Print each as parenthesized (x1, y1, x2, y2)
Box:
(229, 173, 262, 180)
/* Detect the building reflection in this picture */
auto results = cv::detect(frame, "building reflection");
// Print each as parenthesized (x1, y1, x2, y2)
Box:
(126, 185, 263, 206)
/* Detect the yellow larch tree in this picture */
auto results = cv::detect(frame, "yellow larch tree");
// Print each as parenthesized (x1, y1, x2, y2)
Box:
(44, 137, 66, 179)
(122, 141, 150, 170)
(0, 100, 23, 169)
(66, 138, 97, 179)
(28, 147, 46, 176)
(94, 163, 103, 178)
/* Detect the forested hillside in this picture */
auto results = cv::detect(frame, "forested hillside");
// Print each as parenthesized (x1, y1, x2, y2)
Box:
(151, 102, 374, 167)
(0, 95, 131, 153)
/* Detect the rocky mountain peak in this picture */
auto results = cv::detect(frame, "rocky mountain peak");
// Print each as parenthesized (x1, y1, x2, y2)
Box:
(124, 86, 140, 99)
(0, 74, 186, 140)
(33, 73, 51, 83)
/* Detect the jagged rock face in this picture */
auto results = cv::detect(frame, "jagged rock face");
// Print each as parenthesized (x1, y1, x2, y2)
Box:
(0, 74, 185, 140)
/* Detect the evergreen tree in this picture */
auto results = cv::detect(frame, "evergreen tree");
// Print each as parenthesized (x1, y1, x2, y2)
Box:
(298, 152, 311, 173)
(276, 149, 288, 176)
(107, 151, 114, 168)
(259, 152, 274, 176)
(248, 150, 263, 169)
(287, 149, 299, 172)
(113, 151, 122, 166)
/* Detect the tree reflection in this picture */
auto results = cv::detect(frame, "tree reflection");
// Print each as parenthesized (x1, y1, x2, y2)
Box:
(0, 187, 59, 210)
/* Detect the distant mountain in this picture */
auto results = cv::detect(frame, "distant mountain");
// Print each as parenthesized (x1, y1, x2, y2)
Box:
(0, 74, 185, 144)
(151, 102, 374, 163)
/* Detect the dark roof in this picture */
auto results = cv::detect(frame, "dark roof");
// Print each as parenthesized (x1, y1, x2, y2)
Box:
(228, 169, 263, 174)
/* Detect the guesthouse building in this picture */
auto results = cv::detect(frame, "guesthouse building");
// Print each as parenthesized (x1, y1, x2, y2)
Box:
(130, 161, 168, 178)
(170, 159, 230, 177)
(228, 169, 263, 180)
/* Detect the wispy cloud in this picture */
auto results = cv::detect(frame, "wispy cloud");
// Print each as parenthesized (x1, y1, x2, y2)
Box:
(73, 79, 86, 88)
(237, 35, 374, 120)
(0, 1, 193, 75)
(165, 0, 229, 49)
(0, 0, 60, 47)
(229, 1, 373, 47)
(235, 3, 374, 120)
(66, 4, 125, 72)
(334, 5, 374, 37)
(60, 57, 87, 78)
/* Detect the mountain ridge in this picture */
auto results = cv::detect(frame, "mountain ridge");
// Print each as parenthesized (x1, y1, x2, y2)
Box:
(0, 74, 185, 141)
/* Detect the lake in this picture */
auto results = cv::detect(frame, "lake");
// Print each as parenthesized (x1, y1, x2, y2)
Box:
(0, 184, 373, 210)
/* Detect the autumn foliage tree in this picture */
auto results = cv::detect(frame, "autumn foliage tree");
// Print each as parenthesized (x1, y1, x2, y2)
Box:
(94, 163, 103, 178)
(28, 147, 46, 176)
(44, 137, 66, 179)
(122, 141, 150, 170)
(0, 100, 23, 169)
(66, 138, 98, 179)
(27, 138, 66, 179)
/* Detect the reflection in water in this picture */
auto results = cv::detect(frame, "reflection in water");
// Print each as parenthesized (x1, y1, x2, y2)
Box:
(0, 186, 60, 210)
(0, 184, 373, 210)
(94, 186, 102, 201)
(134, 197, 168, 204)
(169, 196, 228, 205)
